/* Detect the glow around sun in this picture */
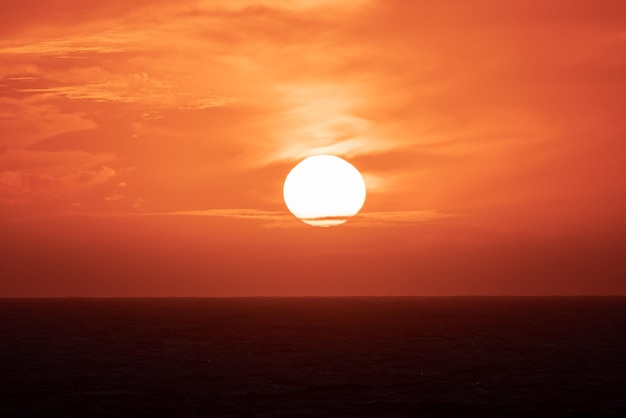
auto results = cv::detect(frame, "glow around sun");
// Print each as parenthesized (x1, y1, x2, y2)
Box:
(283, 155, 366, 227)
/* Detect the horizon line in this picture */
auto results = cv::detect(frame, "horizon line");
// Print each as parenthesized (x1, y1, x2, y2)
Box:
(2, 295, 625, 299)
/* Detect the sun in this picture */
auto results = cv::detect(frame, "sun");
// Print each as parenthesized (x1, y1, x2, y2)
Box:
(283, 155, 366, 227)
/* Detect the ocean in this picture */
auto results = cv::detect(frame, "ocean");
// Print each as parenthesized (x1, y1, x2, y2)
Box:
(1, 297, 625, 417)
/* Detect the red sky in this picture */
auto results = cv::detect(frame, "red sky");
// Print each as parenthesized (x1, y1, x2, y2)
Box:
(1, 0, 625, 296)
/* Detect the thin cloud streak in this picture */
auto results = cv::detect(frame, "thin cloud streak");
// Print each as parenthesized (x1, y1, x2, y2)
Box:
(138, 208, 458, 228)
(6, 208, 459, 229)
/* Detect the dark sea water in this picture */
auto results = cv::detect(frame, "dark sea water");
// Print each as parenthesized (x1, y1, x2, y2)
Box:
(1, 297, 625, 417)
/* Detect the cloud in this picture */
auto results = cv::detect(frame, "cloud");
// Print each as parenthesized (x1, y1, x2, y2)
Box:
(15, 74, 178, 105)
(0, 30, 149, 56)
(132, 208, 458, 228)
(0, 98, 97, 148)
(0, 26, 233, 107)
(19, 206, 457, 229)
(104, 194, 124, 202)
(346, 210, 458, 227)
(0, 149, 115, 171)
(0, 166, 116, 204)
(0, 149, 116, 204)
(144, 209, 293, 227)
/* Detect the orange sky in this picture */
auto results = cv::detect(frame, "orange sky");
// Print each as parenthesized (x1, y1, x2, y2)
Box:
(1, 0, 625, 296)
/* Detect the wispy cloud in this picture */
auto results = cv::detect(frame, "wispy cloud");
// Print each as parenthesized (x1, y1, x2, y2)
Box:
(0, 30, 150, 56)
(11, 206, 459, 229)
(0, 98, 97, 148)
(0, 149, 117, 204)
(102, 208, 459, 228)
(0, 25, 233, 107)
(346, 210, 458, 227)
(0, 166, 116, 205)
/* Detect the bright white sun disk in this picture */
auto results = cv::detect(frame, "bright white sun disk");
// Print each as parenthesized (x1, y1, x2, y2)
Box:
(283, 155, 366, 227)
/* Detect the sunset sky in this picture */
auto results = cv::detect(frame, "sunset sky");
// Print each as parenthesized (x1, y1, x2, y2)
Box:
(1, 0, 625, 296)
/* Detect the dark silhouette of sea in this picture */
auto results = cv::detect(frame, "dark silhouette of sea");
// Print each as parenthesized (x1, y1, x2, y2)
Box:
(1, 297, 625, 417)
